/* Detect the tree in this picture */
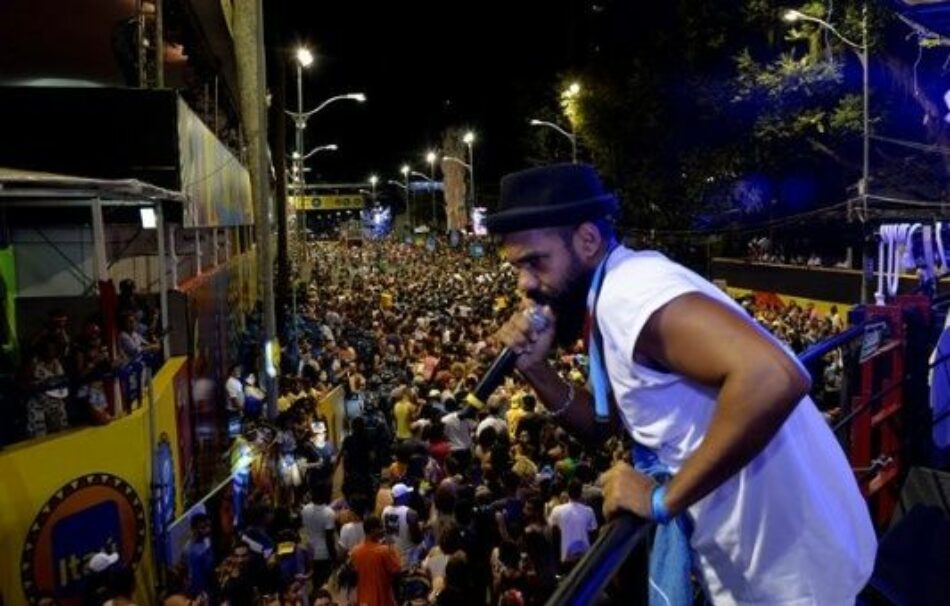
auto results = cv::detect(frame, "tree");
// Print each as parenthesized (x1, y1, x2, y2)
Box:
(534, 0, 943, 233)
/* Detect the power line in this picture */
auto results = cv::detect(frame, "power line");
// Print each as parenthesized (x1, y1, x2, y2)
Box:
(871, 134, 950, 155)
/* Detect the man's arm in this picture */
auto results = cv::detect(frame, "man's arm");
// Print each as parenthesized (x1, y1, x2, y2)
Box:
(603, 292, 811, 519)
(518, 363, 619, 444)
(494, 304, 619, 444)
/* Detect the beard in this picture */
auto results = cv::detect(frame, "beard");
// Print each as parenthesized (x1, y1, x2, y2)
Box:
(527, 254, 595, 348)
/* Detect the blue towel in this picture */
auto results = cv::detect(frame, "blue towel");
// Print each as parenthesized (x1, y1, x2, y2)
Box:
(632, 444, 694, 606)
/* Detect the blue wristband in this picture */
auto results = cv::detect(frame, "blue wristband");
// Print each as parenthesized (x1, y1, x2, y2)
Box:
(651, 484, 672, 524)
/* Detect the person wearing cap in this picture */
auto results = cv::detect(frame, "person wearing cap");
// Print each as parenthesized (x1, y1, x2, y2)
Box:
(82, 551, 119, 606)
(380, 482, 423, 568)
(489, 163, 875, 604)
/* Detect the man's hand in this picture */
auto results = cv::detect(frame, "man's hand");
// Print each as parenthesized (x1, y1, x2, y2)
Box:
(492, 303, 556, 371)
(601, 461, 656, 520)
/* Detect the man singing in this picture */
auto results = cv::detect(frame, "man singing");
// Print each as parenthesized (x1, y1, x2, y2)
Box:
(489, 163, 875, 605)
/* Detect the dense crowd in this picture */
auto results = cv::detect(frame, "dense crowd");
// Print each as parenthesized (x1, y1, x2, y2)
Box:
(138, 237, 852, 606)
(161, 237, 628, 606)
(43, 234, 855, 606)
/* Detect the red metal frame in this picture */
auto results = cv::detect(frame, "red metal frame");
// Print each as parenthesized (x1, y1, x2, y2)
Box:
(848, 299, 926, 526)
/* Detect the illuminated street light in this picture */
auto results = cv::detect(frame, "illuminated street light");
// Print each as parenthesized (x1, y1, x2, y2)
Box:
(296, 47, 314, 68)
(530, 118, 577, 164)
(781, 3, 869, 300)
(426, 151, 438, 226)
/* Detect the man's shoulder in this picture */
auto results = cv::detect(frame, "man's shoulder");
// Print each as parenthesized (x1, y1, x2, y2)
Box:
(612, 248, 687, 281)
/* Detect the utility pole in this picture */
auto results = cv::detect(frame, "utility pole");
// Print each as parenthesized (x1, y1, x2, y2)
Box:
(234, 0, 278, 417)
(268, 0, 290, 333)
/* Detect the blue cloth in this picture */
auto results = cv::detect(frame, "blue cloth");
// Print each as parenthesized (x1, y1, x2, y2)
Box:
(632, 445, 693, 606)
(186, 538, 215, 597)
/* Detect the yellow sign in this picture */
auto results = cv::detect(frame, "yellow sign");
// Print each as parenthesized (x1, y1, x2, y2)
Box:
(291, 195, 364, 211)
(0, 357, 188, 606)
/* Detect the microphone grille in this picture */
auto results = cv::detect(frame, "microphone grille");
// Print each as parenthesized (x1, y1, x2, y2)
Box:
(524, 306, 550, 332)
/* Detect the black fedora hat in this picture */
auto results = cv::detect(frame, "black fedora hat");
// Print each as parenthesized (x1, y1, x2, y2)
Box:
(486, 163, 619, 235)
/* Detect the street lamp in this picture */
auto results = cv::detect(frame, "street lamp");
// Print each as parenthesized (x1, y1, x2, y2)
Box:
(292, 48, 314, 196)
(783, 5, 868, 208)
(296, 47, 314, 68)
(442, 155, 471, 169)
(410, 170, 434, 181)
(400, 164, 412, 227)
(285, 87, 366, 193)
(292, 143, 338, 162)
(426, 151, 438, 226)
(462, 131, 476, 224)
(783, 4, 869, 301)
(369, 174, 379, 201)
(530, 118, 577, 164)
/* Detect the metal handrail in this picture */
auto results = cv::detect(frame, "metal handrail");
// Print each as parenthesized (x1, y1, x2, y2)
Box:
(798, 323, 865, 367)
(545, 515, 652, 606)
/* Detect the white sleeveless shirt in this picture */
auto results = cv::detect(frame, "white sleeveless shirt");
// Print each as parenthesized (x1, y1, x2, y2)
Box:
(381, 504, 415, 564)
(595, 247, 876, 605)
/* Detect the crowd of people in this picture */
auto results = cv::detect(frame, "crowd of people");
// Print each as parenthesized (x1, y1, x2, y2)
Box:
(9, 278, 162, 442)
(746, 236, 852, 268)
(168, 237, 628, 606)
(155, 235, 853, 606)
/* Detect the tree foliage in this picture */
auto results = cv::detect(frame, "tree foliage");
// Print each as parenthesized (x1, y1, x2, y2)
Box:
(529, 0, 932, 231)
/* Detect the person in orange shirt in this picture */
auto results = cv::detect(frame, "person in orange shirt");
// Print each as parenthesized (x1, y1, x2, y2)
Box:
(350, 515, 402, 606)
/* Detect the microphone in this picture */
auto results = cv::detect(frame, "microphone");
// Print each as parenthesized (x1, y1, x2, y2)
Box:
(465, 306, 549, 410)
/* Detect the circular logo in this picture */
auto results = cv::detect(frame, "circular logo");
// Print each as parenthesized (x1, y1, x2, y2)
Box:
(20, 473, 146, 606)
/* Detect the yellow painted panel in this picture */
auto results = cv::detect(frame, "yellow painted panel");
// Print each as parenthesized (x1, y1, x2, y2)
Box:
(0, 357, 187, 606)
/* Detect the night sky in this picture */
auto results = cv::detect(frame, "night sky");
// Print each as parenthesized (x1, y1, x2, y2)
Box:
(277, 0, 590, 201)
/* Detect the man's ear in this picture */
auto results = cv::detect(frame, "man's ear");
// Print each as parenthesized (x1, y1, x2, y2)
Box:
(571, 222, 604, 262)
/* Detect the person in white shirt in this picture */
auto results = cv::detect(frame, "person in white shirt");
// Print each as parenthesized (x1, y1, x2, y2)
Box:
(301, 485, 337, 589)
(476, 396, 509, 439)
(339, 518, 365, 555)
(225, 364, 245, 413)
(381, 483, 423, 568)
(547, 479, 598, 566)
(490, 164, 875, 605)
(441, 407, 476, 453)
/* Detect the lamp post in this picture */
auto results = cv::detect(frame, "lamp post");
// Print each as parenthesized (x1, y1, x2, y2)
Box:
(285, 78, 365, 195)
(426, 151, 437, 227)
(530, 118, 577, 164)
(400, 164, 412, 227)
(369, 174, 378, 202)
(295, 143, 338, 162)
(783, 4, 869, 300)
(293, 47, 314, 197)
(783, 6, 868, 208)
(463, 131, 476, 225)
(410, 169, 437, 227)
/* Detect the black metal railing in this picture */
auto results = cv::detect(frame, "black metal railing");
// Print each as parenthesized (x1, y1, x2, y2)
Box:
(546, 515, 652, 606)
